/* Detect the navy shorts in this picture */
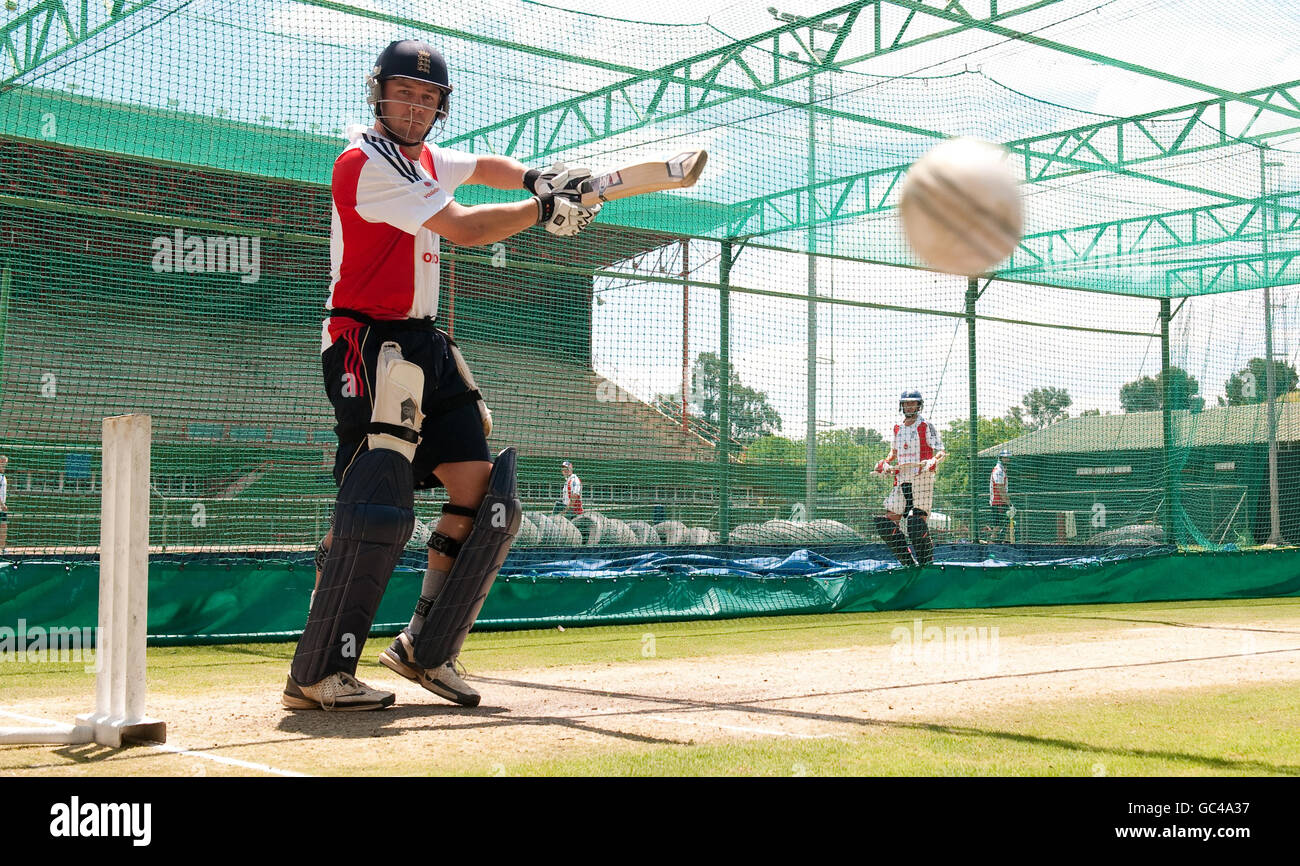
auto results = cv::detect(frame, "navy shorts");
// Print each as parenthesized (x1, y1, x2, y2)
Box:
(323, 323, 491, 490)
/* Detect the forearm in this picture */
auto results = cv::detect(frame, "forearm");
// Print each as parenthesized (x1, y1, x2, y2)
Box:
(467, 154, 528, 190)
(426, 198, 539, 247)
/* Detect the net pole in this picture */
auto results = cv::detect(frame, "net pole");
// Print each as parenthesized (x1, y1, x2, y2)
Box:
(805, 75, 818, 522)
(681, 238, 689, 432)
(967, 278, 979, 543)
(1160, 297, 1175, 540)
(718, 240, 732, 542)
(0, 265, 10, 402)
(1262, 146, 1284, 545)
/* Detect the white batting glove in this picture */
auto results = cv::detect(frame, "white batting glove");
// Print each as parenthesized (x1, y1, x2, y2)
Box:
(874, 459, 889, 475)
(922, 458, 939, 473)
(525, 162, 592, 197)
(536, 193, 601, 237)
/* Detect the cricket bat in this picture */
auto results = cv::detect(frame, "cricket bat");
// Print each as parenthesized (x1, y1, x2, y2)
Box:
(577, 149, 708, 207)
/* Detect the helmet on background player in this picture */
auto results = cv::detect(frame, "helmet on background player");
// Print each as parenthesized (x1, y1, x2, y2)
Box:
(998, 448, 1012, 461)
(899, 390, 923, 419)
(366, 39, 452, 145)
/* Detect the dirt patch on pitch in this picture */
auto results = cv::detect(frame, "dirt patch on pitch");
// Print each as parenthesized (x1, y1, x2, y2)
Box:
(4, 617, 1300, 775)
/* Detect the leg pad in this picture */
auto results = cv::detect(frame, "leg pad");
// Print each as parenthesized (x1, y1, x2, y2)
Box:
(412, 448, 522, 668)
(874, 515, 916, 568)
(907, 511, 934, 567)
(291, 449, 414, 684)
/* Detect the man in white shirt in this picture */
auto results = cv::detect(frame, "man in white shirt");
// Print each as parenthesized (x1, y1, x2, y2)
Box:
(873, 390, 946, 567)
(0, 454, 8, 555)
(987, 449, 1011, 542)
(287, 40, 601, 713)
(554, 460, 584, 516)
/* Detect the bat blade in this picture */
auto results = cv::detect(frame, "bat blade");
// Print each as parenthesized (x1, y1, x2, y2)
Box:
(578, 150, 708, 207)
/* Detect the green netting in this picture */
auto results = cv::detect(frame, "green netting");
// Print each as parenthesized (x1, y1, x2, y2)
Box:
(4, 550, 1299, 642)
(1, 0, 1299, 636)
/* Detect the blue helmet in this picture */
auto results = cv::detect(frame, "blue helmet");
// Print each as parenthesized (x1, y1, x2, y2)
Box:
(899, 390, 923, 417)
(999, 449, 1012, 460)
(366, 40, 452, 145)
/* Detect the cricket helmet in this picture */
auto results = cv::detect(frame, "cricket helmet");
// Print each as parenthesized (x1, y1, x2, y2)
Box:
(899, 390, 923, 418)
(366, 39, 452, 144)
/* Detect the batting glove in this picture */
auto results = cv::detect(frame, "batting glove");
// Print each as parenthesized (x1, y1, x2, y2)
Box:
(874, 459, 889, 475)
(535, 193, 601, 237)
(923, 458, 939, 473)
(524, 162, 592, 197)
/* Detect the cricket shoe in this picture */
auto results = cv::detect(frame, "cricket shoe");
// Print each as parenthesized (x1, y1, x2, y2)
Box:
(379, 629, 481, 707)
(282, 671, 395, 711)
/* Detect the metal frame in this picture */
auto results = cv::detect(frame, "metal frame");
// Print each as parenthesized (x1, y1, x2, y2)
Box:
(1, 0, 163, 86)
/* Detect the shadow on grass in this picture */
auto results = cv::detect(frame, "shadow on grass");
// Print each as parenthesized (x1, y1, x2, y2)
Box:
(274, 701, 688, 747)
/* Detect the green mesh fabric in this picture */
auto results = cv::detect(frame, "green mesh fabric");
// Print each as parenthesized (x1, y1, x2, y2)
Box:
(0, 0, 1297, 569)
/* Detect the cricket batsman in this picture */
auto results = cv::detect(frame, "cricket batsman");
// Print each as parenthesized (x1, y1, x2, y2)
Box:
(873, 390, 946, 567)
(284, 39, 601, 711)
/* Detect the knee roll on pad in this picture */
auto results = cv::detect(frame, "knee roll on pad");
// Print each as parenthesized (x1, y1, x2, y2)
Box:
(874, 515, 916, 568)
(291, 448, 415, 685)
(413, 448, 522, 668)
(907, 511, 933, 567)
(446, 337, 493, 437)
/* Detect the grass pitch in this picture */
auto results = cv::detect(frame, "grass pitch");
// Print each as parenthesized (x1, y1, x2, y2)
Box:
(2, 598, 1298, 776)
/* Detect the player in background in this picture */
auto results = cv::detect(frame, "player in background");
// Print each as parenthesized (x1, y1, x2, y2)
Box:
(0, 455, 8, 555)
(873, 391, 946, 567)
(285, 39, 602, 712)
(553, 460, 583, 516)
(987, 449, 1011, 543)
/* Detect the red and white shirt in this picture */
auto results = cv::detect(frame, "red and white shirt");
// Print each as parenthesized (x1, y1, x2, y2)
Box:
(562, 474, 583, 514)
(321, 124, 478, 351)
(892, 416, 943, 480)
(989, 461, 1009, 505)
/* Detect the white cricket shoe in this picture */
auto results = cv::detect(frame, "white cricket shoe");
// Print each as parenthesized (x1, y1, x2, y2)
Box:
(379, 630, 481, 707)
(282, 671, 395, 711)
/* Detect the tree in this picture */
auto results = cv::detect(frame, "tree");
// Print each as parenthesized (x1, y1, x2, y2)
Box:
(741, 434, 801, 464)
(688, 352, 783, 442)
(814, 427, 888, 496)
(1120, 367, 1204, 412)
(1020, 387, 1072, 429)
(1223, 358, 1299, 405)
(1079, 408, 1102, 416)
